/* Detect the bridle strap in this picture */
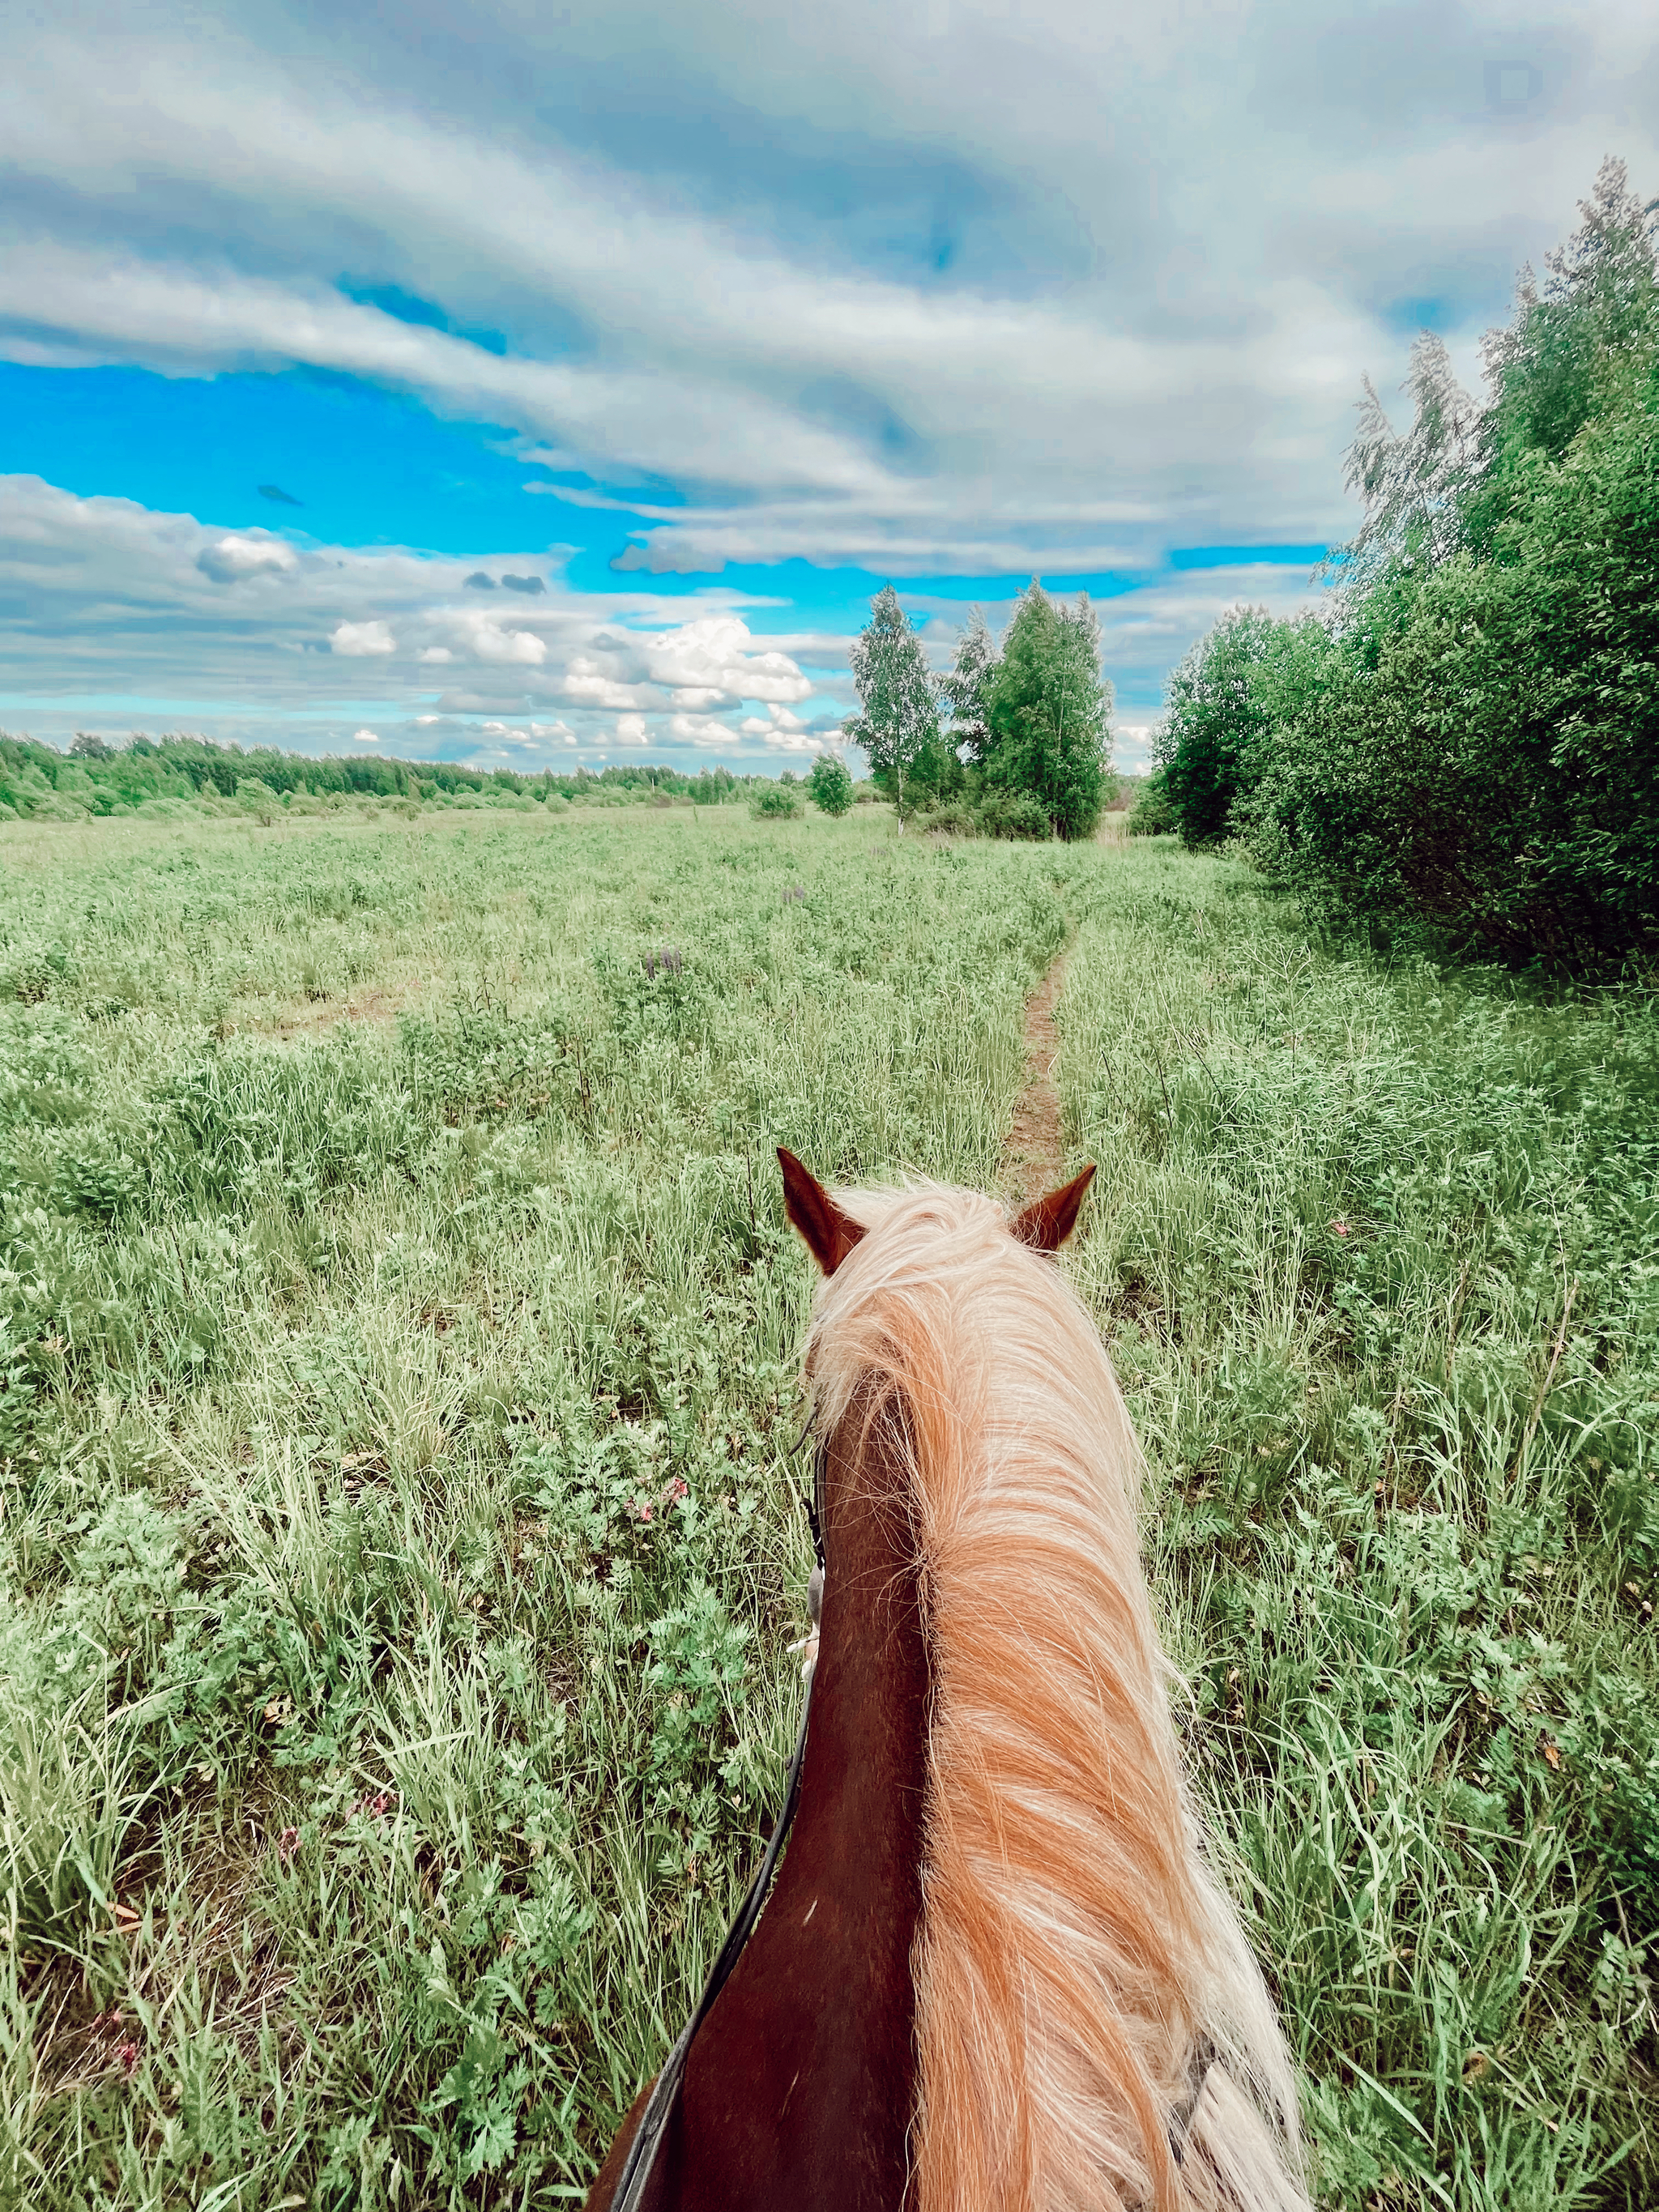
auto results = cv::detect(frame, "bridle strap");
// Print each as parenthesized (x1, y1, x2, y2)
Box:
(608, 1443, 827, 2212)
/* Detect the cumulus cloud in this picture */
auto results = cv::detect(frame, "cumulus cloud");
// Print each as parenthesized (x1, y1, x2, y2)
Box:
(564, 654, 649, 709)
(353, 727, 379, 742)
(196, 531, 298, 582)
(450, 609, 548, 664)
(0, 473, 1343, 768)
(615, 713, 648, 745)
(739, 702, 817, 749)
(331, 618, 396, 655)
(641, 615, 812, 706)
(667, 711, 743, 748)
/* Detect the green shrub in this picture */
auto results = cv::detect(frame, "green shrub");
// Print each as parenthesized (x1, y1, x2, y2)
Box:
(750, 782, 804, 820)
(918, 800, 979, 837)
(806, 753, 853, 816)
(1125, 771, 1177, 836)
(974, 786, 1051, 840)
(1154, 606, 1281, 845)
(1247, 355, 1659, 966)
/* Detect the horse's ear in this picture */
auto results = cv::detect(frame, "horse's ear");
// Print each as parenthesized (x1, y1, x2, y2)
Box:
(1010, 1162, 1096, 1254)
(778, 1148, 868, 1276)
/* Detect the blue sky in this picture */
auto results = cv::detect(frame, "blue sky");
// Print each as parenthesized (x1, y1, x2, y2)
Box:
(2, 3, 1653, 776)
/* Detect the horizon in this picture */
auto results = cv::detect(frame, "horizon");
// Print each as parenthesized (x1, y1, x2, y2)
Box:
(2, 4, 1652, 778)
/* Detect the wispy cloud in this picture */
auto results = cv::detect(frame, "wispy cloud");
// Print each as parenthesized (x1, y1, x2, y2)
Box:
(0, 2, 1652, 752)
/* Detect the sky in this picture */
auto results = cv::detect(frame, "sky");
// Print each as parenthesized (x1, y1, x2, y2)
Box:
(2, 3, 1653, 778)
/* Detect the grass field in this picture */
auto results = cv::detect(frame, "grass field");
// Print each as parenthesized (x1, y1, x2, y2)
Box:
(0, 803, 1654, 2210)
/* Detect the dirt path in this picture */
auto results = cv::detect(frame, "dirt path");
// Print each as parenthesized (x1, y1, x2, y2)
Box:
(1000, 952, 1068, 1204)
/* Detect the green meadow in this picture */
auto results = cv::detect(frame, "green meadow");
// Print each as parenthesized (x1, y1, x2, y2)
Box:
(0, 803, 1653, 2209)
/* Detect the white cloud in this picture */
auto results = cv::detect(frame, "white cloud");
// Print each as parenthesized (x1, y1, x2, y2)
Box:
(331, 619, 395, 656)
(615, 712, 649, 745)
(353, 727, 380, 742)
(444, 607, 548, 666)
(740, 702, 808, 736)
(1114, 722, 1157, 774)
(641, 614, 812, 705)
(196, 531, 297, 583)
(3, 0, 1653, 641)
(667, 712, 741, 748)
(418, 645, 453, 663)
(564, 654, 648, 709)
(1, 4, 1654, 596)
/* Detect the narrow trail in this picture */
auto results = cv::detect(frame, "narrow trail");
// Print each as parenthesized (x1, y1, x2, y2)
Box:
(1000, 951, 1069, 1204)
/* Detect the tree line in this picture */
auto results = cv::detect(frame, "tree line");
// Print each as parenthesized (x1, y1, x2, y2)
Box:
(842, 579, 1115, 839)
(1143, 159, 1659, 973)
(0, 734, 774, 822)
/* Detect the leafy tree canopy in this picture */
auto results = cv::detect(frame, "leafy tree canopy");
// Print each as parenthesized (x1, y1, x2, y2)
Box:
(1217, 157, 1659, 970)
(806, 752, 854, 816)
(843, 585, 940, 822)
(938, 607, 996, 763)
(1154, 604, 1282, 847)
(979, 583, 1112, 840)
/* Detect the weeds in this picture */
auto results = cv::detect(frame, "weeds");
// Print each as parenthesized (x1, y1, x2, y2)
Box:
(0, 808, 1652, 2206)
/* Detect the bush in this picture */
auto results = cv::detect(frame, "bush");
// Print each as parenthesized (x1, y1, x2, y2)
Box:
(750, 783, 804, 820)
(1248, 351, 1659, 967)
(918, 800, 979, 837)
(1154, 606, 1280, 846)
(1126, 771, 1178, 836)
(806, 754, 854, 816)
(974, 786, 1051, 841)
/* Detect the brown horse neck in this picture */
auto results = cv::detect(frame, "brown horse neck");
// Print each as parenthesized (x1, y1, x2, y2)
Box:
(589, 1398, 932, 2212)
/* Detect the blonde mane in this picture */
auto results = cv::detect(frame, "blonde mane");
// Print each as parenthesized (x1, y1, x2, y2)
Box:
(804, 1179, 1309, 2212)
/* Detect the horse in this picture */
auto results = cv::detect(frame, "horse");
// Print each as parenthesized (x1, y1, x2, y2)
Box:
(586, 1149, 1310, 2212)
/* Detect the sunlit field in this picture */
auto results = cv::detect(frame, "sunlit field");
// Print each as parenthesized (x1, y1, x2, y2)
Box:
(1, 803, 1653, 2209)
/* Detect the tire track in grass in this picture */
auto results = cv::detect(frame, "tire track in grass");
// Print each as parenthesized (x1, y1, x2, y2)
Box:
(1000, 951, 1068, 1204)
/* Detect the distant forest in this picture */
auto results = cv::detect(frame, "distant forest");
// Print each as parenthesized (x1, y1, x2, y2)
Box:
(0, 732, 781, 822)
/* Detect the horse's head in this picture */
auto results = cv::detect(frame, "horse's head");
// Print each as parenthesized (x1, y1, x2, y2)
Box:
(774, 1147, 1098, 1681)
(776, 1147, 1094, 1276)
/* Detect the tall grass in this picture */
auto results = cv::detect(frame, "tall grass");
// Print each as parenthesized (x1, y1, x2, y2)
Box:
(0, 808, 1652, 2206)
(1060, 849, 1658, 2209)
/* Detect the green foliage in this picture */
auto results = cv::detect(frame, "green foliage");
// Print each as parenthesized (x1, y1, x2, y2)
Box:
(749, 782, 803, 820)
(844, 585, 940, 819)
(0, 731, 779, 825)
(938, 606, 996, 761)
(1154, 604, 1282, 846)
(1125, 769, 1177, 836)
(1249, 343, 1659, 965)
(806, 752, 853, 816)
(979, 582, 1112, 839)
(1166, 160, 1659, 970)
(1, 808, 1653, 2206)
(971, 785, 1051, 840)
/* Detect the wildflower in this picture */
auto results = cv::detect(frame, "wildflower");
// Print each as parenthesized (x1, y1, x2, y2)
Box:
(276, 1825, 301, 1863)
(661, 1477, 689, 1507)
(1331, 1221, 1350, 1236)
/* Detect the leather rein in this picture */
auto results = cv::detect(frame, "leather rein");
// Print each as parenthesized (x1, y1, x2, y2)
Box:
(603, 1432, 1217, 2210)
